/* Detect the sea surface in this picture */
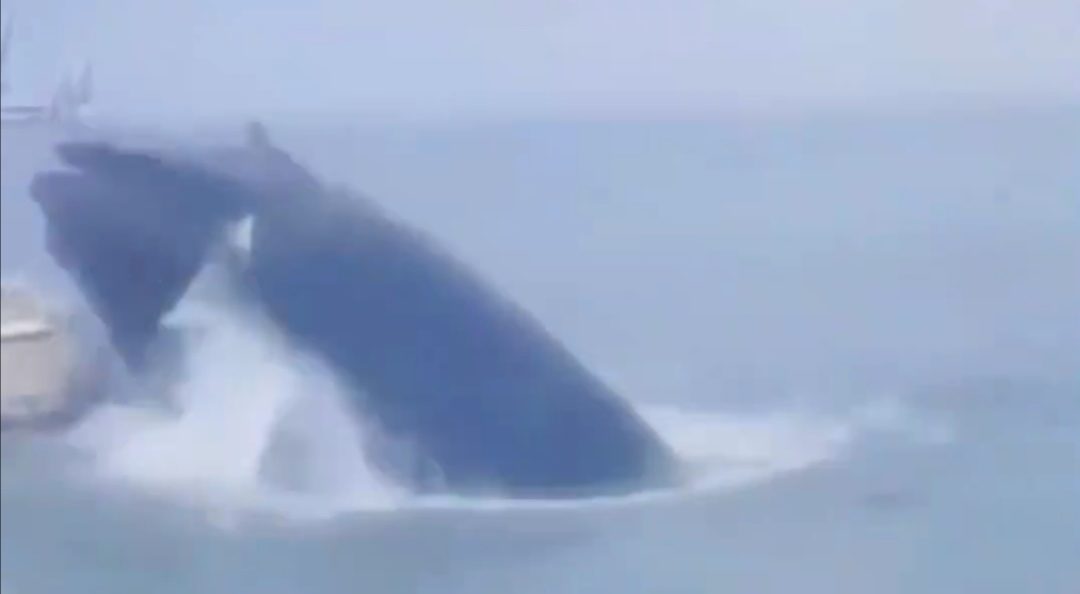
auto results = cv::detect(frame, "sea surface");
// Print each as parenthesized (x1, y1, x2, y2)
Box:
(2, 109, 1079, 593)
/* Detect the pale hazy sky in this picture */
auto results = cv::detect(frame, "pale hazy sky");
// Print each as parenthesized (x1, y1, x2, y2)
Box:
(3, 0, 1079, 121)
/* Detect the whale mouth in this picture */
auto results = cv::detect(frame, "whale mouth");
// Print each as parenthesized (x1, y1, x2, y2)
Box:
(28, 131, 681, 500)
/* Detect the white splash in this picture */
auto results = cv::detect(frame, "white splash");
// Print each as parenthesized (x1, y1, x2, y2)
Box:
(66, 304, 401, 512)
(62, 297, 943, 522)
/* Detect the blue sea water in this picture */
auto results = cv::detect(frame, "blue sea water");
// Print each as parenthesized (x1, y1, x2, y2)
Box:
(2, 109, 1078, 593)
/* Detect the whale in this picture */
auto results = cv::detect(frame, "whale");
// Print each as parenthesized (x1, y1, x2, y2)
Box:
(27, 127, 680, 498)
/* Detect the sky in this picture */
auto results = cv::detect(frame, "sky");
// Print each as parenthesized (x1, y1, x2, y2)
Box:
(2, 0, 1078, 121)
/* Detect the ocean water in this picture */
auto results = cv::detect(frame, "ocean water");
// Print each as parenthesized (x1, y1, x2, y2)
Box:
(2, 109, 1079, 593)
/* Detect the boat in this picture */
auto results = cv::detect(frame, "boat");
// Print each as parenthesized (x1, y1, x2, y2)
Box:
(0, 284, 109, 430)
(0, 284, 76, 427)
(1, 10, 93, 126)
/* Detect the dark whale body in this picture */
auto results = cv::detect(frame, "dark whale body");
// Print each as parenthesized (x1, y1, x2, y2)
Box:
(29, 132, 679, 498)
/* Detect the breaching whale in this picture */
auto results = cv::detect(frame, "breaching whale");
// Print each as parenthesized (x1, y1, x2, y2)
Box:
(28, 127, 680, 498)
